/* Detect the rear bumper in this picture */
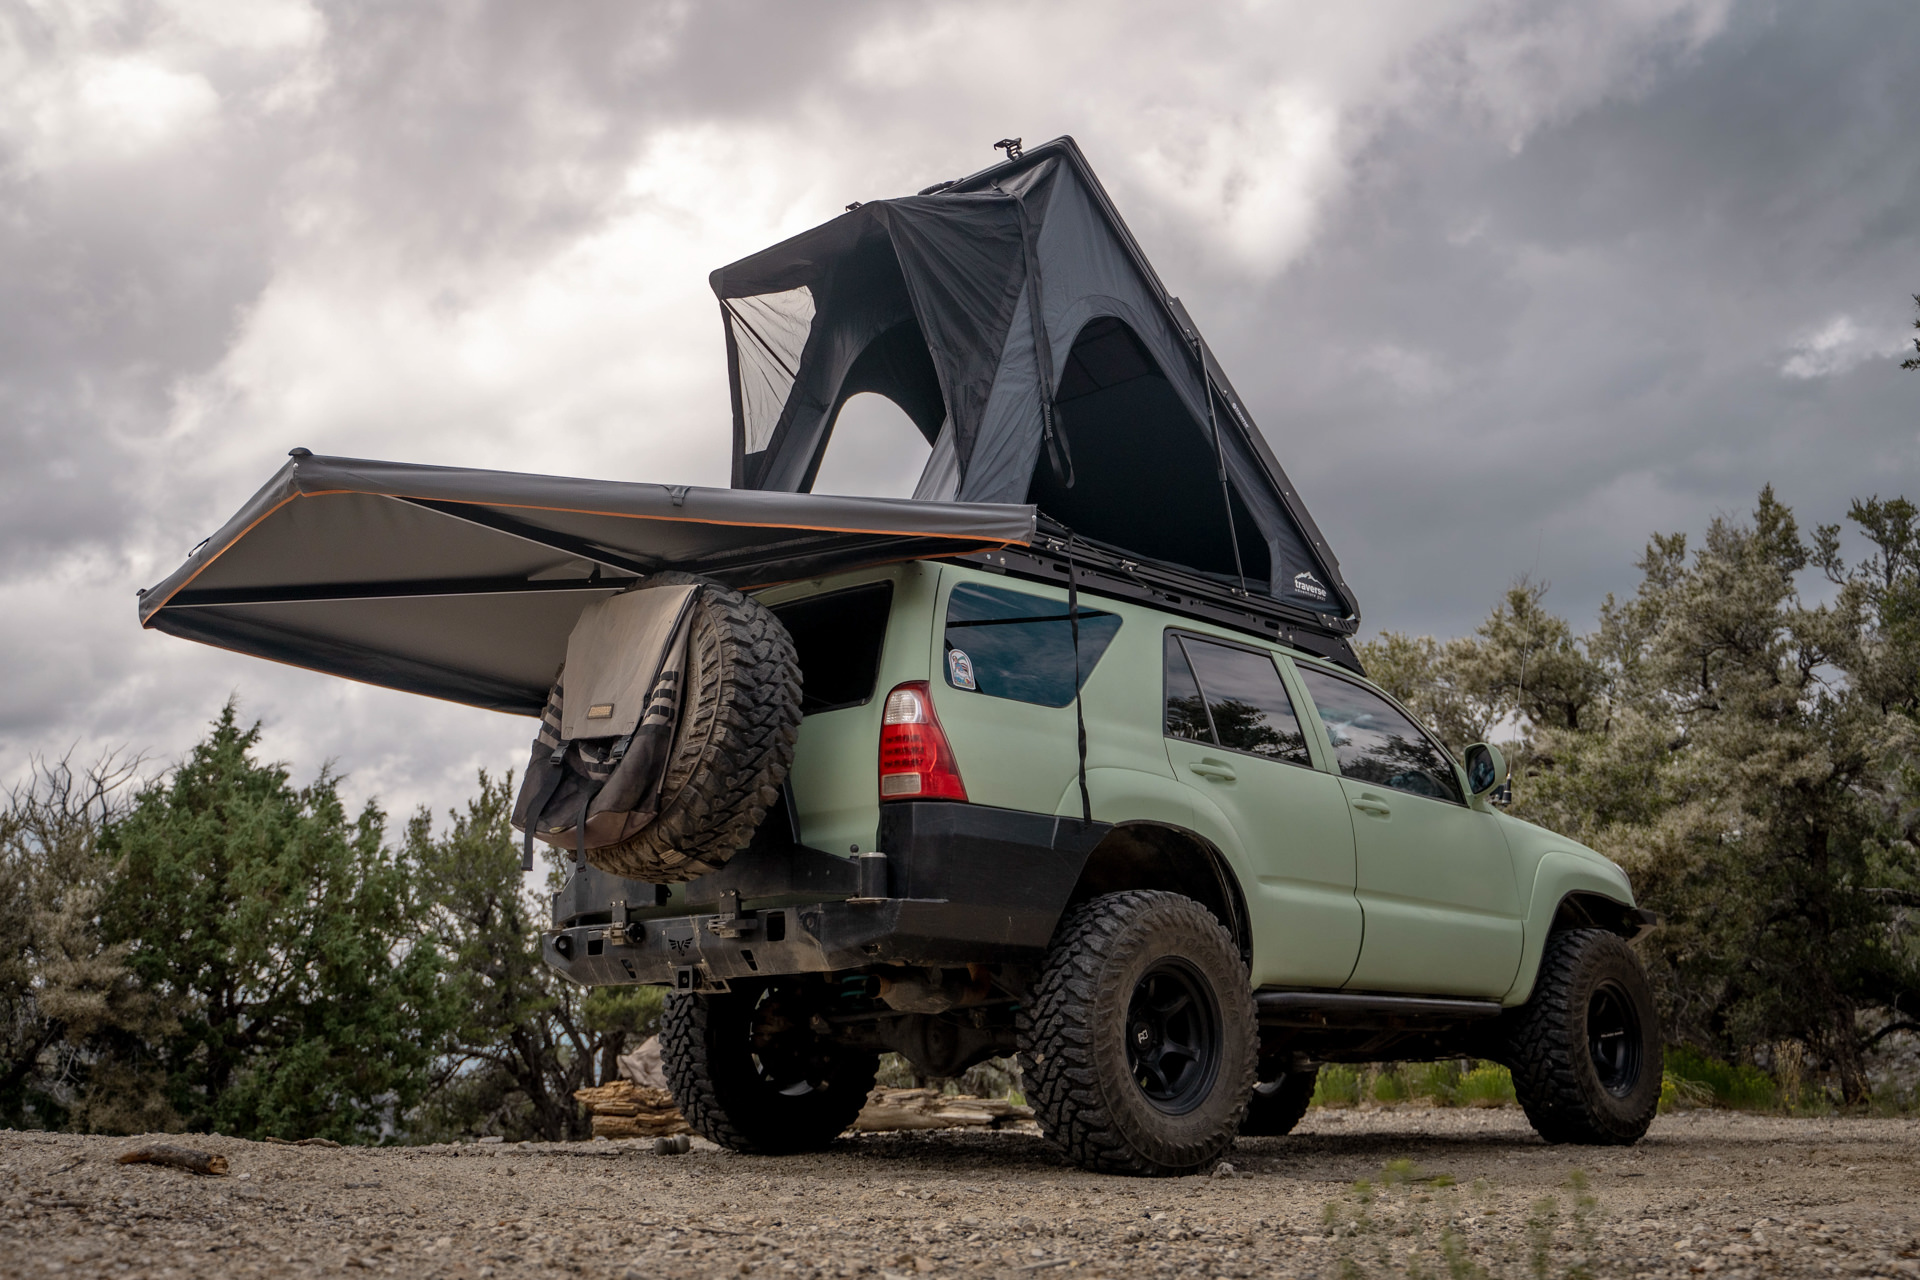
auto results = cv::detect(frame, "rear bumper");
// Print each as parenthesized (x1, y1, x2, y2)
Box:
(543, 800, 1108, 987)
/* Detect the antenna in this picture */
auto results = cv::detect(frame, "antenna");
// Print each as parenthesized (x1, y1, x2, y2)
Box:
(993, 137, 1023, 160)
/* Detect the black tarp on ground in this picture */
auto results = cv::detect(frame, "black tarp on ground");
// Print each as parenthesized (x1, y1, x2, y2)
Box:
(712, 136, 1358, 631)
(137, 453, 1033, 714)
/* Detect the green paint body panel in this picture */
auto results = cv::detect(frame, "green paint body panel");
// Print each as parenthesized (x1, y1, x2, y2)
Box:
(752, 559, 1638, 1002)
(758, 563, 937, 857)
(1332, 777, 1524, 997)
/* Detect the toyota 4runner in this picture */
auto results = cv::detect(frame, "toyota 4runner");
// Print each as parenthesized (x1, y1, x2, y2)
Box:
(544, 551, 1662, 1176)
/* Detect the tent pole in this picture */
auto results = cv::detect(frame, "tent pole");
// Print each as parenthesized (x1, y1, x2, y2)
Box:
(1192, 332, 1249, 596)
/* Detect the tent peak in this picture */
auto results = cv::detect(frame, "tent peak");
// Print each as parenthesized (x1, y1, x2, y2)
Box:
(712, 136, 1360, 635)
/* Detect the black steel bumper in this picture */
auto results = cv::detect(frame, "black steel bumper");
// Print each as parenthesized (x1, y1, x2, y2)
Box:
(543, 801, 1109, 987)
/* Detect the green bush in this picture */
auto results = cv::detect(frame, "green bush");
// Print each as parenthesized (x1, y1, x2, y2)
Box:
(1407, 1060, 1464, 1105)
(1312, 1064, 1363, 1108)
(1371, 1068, 1409, 1103)
(1456, 1063, 1516, 1107)
(1665, 1046, 1778, 1110)
(1659, 1071, 1715, 1112)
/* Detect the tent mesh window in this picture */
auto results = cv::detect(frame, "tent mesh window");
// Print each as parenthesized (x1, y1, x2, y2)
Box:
(723, 286, 816, 459)
(721, 226, 959, 493)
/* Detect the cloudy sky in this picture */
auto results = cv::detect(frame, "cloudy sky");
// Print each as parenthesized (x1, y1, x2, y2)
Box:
(3, 0, 1915, 820)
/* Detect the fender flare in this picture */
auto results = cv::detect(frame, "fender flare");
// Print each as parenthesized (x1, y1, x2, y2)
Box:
(1504, 851, 1646, 1005)
(1062, 820, 1255, 968)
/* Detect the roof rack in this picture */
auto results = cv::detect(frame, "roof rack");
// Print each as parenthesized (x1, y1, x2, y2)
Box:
(953, 521, 1364, 675)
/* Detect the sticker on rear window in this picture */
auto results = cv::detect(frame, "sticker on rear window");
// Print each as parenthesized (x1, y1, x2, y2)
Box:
(946, 648, 977, 690)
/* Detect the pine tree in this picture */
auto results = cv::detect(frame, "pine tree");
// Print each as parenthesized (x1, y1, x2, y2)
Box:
(101, 702, 451, 1140)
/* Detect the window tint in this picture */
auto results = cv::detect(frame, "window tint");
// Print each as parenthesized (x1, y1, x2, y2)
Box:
(944, 583, 1122, 708)
(1166, 634, 1313, 766)
(770, 581, 892, 715)
(1294, 666, 1464, 804)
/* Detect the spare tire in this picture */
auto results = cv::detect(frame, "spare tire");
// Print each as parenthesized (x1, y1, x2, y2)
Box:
(579, 572, 801, 882)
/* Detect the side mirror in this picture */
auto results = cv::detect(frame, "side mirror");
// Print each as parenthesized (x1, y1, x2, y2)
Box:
(1464, 742, 1506, 799)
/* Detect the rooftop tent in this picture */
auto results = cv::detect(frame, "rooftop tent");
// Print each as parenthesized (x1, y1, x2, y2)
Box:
(136, 454, 1034, 715)
(711, 136, 1358, 630)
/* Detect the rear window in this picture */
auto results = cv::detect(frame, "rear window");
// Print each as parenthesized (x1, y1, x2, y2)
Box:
(770, 581, 893, 715)
(943, 582, 1122, 708)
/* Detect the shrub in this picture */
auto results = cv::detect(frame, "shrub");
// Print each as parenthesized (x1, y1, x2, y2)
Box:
(1665, 1046, 1778, 1109)
(1371, 1068, 1409, 1103)
(1407, 1060, 1464, 1105)
(1456, 1063, 1516, 1107)
(1659, 1071, 1715, 1112)
(1313, 1064, 1364, 1108)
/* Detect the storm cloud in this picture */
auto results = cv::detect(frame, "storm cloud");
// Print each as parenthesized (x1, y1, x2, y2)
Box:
(1, 0, 1913, 815)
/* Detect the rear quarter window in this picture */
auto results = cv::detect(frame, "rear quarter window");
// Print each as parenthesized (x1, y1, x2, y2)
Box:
(770, 581, 893, 715)
(943, 581, 1121, 708)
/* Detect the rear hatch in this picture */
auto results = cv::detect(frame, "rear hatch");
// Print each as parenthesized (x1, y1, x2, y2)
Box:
(758, 568, 932, 859)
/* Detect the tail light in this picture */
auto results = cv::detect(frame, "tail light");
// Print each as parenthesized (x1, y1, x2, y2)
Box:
(878, 681, 968, 801)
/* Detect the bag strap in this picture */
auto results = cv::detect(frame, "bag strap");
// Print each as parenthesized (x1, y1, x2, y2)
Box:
(521, 739, 570, 872)
(534, 583, 704, 870)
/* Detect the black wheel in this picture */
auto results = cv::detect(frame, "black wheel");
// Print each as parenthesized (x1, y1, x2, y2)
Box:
(581, 573, 802, 882)
(1241, 1066, 1317, 1136)
(659, 982, 878, 1154)
(1504, 928, 1662, 1145)
(1017, 890, 1256, 1176)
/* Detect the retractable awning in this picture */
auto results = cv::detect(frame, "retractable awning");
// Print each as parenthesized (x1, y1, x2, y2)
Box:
(138, 452, 1034, 715)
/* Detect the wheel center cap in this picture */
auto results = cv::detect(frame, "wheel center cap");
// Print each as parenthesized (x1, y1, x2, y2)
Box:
(1131, 1021, 1154, 1051)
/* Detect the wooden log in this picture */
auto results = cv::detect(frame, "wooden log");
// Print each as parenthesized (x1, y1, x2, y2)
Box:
(577, 1079, 690, 1140)
(851, 1088, 1035, 1132)
(574, 1081, 679, 1113)
(116, 1144, 229, 1176)
(592, 1113, 690, 1139)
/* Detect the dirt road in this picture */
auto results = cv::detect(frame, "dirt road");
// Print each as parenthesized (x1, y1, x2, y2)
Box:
(4, 1108, 1917, 1279)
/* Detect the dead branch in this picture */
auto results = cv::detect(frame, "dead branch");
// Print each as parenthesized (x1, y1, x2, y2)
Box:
(116, 1144, 229, 1176)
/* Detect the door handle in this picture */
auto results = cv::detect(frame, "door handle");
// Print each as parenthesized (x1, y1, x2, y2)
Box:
(1352, 794, 1392, 817)
(1189, 759, 1238, 783)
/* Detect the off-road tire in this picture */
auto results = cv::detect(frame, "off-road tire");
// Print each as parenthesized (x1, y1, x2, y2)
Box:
(659, 985, 878, 1155)
(1240, 1066, 1318, 1136)
(1504, 927, 1662, 1145)
(1017, 890, 1256, 1176)
(586, 572, 801, 882)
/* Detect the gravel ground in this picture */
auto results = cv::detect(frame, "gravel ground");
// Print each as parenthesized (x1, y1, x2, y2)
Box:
(4, 1107, 1918, 1280)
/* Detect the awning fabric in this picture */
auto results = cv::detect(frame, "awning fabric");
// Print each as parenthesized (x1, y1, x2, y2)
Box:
(137, 453, 1034, 715)
(712, 135, 1359, 630)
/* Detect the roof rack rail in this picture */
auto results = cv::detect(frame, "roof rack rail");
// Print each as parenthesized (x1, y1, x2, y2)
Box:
(951, 528, 1365, 676)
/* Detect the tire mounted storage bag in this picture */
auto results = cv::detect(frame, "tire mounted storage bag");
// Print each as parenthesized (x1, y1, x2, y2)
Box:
(511, 573, 802, 883)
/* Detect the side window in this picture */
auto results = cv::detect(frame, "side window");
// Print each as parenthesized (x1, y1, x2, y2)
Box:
(1293, 666, 1464, 804)
(1164, 633, 1314, 767)
(770, 581, 892, 715)
(1163, 633, 1212, 742)
(944, 582, 1122, 708)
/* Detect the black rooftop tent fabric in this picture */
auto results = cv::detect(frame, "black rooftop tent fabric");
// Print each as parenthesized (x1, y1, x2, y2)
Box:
(711, 137, 1358, 629)
(136, 454, 1034, 715)
(714, 193, 1029, 493)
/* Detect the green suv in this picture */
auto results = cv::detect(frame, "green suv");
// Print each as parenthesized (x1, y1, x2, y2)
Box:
(137, 136, 1661, 1177)
(546, 551, 1662, 1175)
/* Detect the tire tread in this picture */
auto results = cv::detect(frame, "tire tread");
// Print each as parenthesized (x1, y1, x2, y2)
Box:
(1504, 927, 1660, 1146)
(1017, 890, 1255, 1176)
